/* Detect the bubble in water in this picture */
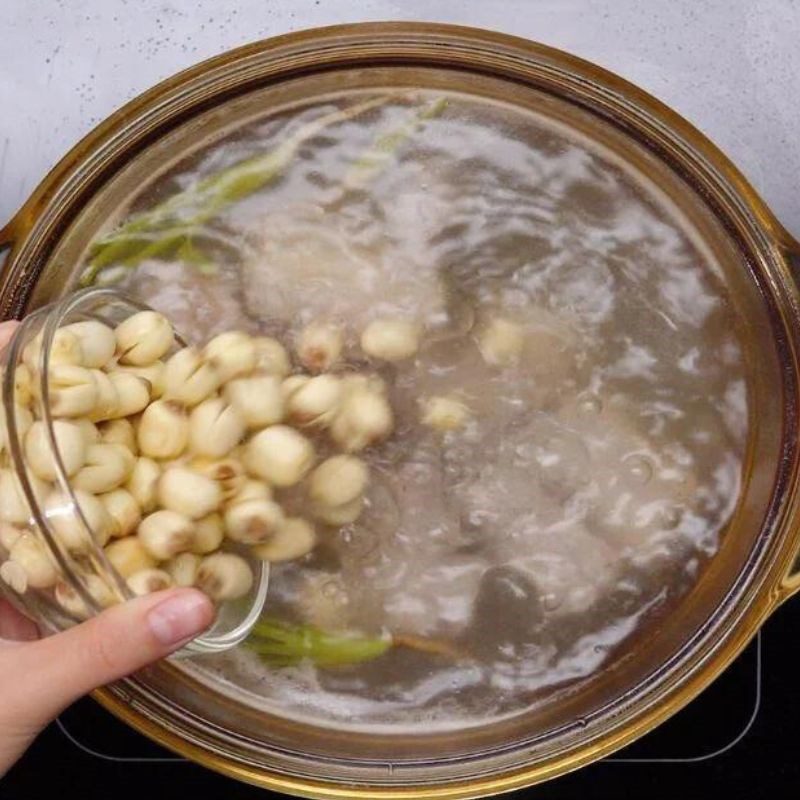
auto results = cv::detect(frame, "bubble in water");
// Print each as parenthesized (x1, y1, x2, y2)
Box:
(542, 593, 562, 611)
(466, 509, 492, 529)
(577, 393, 602, 416)
(660, 505, 683, 530)
(425, 290, 476, 342)
(514, 441, 538, 464)
(321, 580, 341, 599)
(622, 453, 654, 485)
(535, 433, 591, 499)
(567, 585, 598, 613)
(340, 526, 380, 560)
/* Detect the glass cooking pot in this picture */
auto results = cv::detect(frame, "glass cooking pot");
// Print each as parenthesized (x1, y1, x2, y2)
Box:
(0, 22, 799, 799)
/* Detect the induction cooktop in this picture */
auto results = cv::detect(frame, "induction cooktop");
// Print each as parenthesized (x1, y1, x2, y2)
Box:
(3, 602, 797, 800)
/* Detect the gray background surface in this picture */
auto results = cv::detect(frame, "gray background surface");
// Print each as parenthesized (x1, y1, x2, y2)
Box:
(1, 0, 799, 239)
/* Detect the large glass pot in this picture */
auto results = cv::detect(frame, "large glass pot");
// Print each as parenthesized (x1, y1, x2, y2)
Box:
(0, 22, 799, 799)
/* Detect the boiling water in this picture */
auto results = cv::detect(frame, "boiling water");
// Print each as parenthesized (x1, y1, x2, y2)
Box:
(95, 92, 747, 729)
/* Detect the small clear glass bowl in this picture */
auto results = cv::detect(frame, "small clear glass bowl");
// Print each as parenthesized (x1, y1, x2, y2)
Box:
(0, 287, 269, 654)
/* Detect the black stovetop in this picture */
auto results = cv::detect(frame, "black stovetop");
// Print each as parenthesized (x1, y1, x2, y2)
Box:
(3, 603, 798, 799)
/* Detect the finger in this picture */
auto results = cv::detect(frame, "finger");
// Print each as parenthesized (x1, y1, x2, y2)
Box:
(0, 320, 20, 350)
(6, 588, 213, 727)
(0, 599, 39, 642)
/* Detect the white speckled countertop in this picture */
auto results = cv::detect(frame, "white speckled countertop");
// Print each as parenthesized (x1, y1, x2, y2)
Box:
(1, 0, 798, 237)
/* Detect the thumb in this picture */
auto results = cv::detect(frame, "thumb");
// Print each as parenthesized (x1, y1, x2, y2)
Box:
(8, 588, 213, 728)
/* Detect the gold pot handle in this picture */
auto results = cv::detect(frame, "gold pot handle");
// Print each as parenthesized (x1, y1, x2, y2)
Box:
(777, 238, 800, 604)
(0, 210, 28, 278)
(0, 216, 20, 266)
(780, 562, 800, 603)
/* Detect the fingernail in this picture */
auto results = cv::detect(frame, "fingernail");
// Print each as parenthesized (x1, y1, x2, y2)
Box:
(146, 589, 213, 646)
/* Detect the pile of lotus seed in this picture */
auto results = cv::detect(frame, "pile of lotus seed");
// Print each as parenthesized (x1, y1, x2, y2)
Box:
(0, 307, 520, 619)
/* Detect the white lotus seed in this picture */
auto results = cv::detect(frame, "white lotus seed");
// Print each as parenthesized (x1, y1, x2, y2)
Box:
(100, 488, 142, 538)
(137, 509, 194, 560)
(156, 454, 189, 472)
(115, 311, 174, 366)
(224, 374, 284, 429)
(9, 533, 59, 589)
(0, 403, 33, 454)
(309, 455, 369, 508)
(252, 336, 291, 377)
(0, 469, 33, 525)
(312, 495, 365, 526)
(203, 331, 257, 382)
(127, 568, 174, 596)
(25, 419, 86, 480)
(340, 372, 387, 397)
(252, 517, 317, 563)
(165, 552, 201, 588)
(14, 402, 33, 440)
(55, 575, 116, 617)
(24, 329, 83, 371)
(330, 389, 393, 452)
(54, 579, 84, 616)
(126, 457, 161, 513)
(244, 425, 315, 487)
(14, 364, 33, 406)
(296, 322, 343, 373)
(0, 523, 24, 552)
(87, 369, 120, 421)
(280, 374, 311, 401)
(224, 498, 285, 544)
(190, 457, 246, 501)
(476, 317, 525, 365)
(190, 513, 225, 555)
(45, 488, 113, 550)
(196, 552, 253, 601)
(72, 443, 135, 494)
(62, 320, 116, 368)
(137, 400, 189, 459)
(189, 397, 246, 458)
(108, 372, 151, 417)
(286, 374, 342, 428)
(227, 479, 272, 505)
(360, 318, 420, 361)
(75, 418, 100, 446)
(420, 395, 471, 431)
(163, 347, 220, 406)
(158, 466, 222, 519)
(98, 418, 137, 454)
(104, 536, 156, 578)
(0, 560, 27, 594)
(115, 361, 166, 398)
(47, 364, 98, 418)
(88, 575, 118, 608)
(0, 469, 48, 527)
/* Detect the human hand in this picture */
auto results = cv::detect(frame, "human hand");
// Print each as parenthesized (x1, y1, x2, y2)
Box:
(0, 320, 215, 777)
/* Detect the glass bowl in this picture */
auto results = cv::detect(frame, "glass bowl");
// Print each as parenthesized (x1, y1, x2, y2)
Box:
(0, 287, 270, 655)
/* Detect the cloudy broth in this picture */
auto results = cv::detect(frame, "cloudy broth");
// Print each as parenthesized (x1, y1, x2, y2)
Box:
(90, 91, 747, 729)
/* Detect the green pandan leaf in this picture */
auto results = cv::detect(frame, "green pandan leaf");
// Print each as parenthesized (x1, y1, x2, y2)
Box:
(344, 96, 447, 187)
(247, 617, 392, 668)
(82, 95, 390, 284)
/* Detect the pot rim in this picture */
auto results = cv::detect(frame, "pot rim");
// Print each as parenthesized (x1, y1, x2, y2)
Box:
(1, 22, 798, 258)
(2, 21, 800, 797)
